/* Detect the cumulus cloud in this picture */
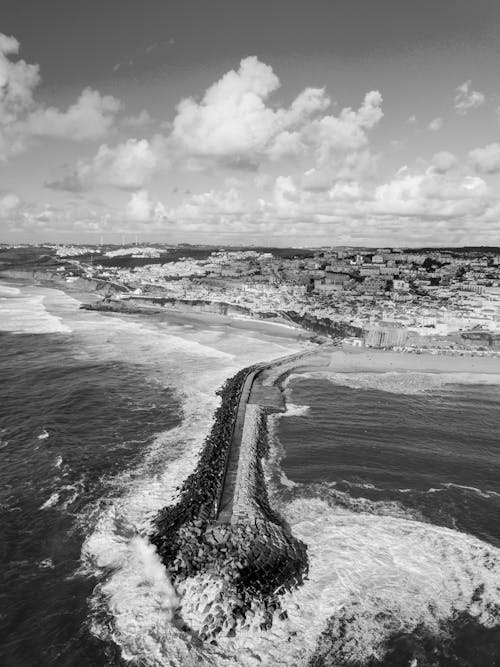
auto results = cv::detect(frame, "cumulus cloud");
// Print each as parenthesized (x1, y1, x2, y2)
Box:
(122, 109, 152, 128)
(428, 117, 443, 131)
(128, 164, 500, 245)
(431, 151, 457, 173)
(172, 56, 281, 161)
(469, 142, 500, 174)
(162, 161, 493, 245)
(47, 138, 160, 191)
(0, 192, 21, 217)
(371, 169, 488, 218)
(170, 55, 382, 181)
(0, 32, 121, 160)
(454, 80, 485, 115)
(304, 91, 382, 184)
(12, 162, 499, 244)
(25, 87, 121, 141)
(0, 34, 40, 158)
(169, 188, 247, 227)
(126, 189, 166, 223)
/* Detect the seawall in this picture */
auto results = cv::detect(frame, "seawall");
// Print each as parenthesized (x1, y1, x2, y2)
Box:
(150, 351, 317, 643)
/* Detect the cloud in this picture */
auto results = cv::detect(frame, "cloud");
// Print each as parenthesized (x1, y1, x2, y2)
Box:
(428, 117, 443, 131)
(469, 142, 500, 174)
(126, 189, 166, 223)
(454, 80, 485, 115)
(122, 109, 152, 128)
(0, 192, 21, 217)
(431, 151, 457, 174)
(44, 56, 383, 207)
(371, 169, 488, 218)
(170, 55, 382, 182)
(172, 56, 281, 161)
(170, 188, 246, 222)
(0, 33, 40, 159)
(25, 87, 121, 141)
(47, 138, 160, 191)
(11, 161, 500, 244)
(304, 91, 383, 183)
(162, 161, 493, 243)
(0, 32, 121, 160)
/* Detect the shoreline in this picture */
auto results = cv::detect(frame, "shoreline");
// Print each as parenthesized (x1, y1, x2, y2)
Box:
(0, 275, 310, 343)
(3, 274, 500, 661)
(4, 275, 500, 373)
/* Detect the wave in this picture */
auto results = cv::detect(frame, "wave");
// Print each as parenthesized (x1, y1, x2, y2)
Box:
(73, 302, 304, 665)
(252, 393, 500, 665)
(117, 491, 500, 667)
(39, 481, 83, 511)
(285, 403, 310, 417)
(0, 284, 21, 296)
(272, 497, 500, 665)
(443, 482, 500, 500)
(39, 492, 60, 510)
(337, 479, 500, 500)
(0, 284, 71, 334)
(47, 286, 498, 666)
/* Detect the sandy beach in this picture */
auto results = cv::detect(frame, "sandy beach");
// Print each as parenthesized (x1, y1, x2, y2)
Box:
(326, 348, 500, 374)
(35, 278, 310, 343)
(10, 274, 500, 374)
(259, 346, 500, 387)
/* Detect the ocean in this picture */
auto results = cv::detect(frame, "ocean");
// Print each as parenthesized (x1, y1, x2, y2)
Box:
(0, 280, 499, 666)
(270, 374, 500, 665)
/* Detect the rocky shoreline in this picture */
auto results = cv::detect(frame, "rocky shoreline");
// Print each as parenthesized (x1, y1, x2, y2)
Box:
(150, 365, 308, 643)
(0, 268, 127, 297)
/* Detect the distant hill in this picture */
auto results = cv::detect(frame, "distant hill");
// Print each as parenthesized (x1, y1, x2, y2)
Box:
(0, 246, 58, 269)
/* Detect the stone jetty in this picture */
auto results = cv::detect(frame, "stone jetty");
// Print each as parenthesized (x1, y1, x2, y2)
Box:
(150, 348, 319, 642)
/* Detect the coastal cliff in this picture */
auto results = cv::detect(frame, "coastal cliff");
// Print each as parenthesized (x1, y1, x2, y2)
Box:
(0, 268, 127, 297)
(81, 294, 292, 323)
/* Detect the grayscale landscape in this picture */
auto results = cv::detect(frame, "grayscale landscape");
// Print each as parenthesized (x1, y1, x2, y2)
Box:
(1, 2, 499, 666)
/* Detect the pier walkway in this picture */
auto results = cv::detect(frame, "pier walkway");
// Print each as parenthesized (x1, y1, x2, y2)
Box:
(215, 347, 324, 523)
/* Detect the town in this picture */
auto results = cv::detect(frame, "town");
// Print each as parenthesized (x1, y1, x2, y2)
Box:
(2, 243, 500, 352)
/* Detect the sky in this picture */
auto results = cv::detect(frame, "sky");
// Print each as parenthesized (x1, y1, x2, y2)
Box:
(2, 0, 500, 246)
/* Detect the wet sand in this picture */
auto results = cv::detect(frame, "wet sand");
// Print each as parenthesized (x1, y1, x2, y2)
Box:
(292, 347, 500, 377)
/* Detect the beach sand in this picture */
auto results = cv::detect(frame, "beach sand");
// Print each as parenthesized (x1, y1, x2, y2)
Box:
(47, 280, 309, 343)
(8, 275, 500, 371)
(327, 348, 500, 374)
(260, 346, 500, 387)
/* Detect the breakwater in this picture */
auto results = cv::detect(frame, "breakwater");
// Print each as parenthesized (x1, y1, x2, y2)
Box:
(150, 355, 312, 642)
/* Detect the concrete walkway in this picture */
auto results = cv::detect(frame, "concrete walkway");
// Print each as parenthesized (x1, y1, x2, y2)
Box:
(215, 367, 261, 522)
(215, 347, 322, 523)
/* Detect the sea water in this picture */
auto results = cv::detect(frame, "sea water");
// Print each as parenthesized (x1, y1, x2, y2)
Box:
(1, 280, 499, 666)
(271, 373, 500, 664)
(0, 281, 298, 666)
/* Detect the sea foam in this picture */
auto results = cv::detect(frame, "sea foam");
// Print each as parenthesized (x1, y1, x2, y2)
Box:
(76, 306, 303, 665)
(0, 283, 71, 334)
